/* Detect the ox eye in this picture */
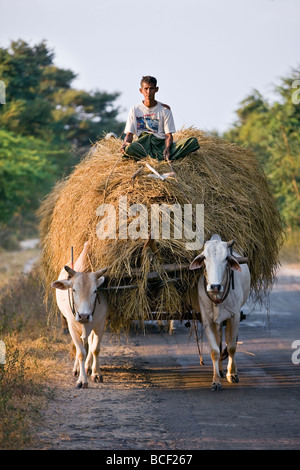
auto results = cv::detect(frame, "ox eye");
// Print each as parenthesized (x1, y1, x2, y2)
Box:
(73, 289, 76, 293)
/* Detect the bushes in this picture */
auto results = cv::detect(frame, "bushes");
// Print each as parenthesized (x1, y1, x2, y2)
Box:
(0, 270, 61, 449)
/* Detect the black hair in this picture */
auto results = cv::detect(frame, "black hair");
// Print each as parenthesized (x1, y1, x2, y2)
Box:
(140, 76, 157, 87)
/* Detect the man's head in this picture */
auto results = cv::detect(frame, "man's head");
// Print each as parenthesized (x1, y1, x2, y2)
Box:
(140, 76, 157, 88)
(140, 76, 158, 105)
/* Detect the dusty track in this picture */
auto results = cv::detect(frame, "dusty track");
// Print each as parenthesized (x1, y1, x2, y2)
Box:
(30, 264, 300, 450)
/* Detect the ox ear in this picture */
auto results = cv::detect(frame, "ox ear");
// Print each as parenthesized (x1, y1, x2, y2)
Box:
(227, 254, 242, 272)
(96, 276, 105, 288)
(189, 254, 205, 270)
(94, 268, 107, 287)
(64, 265, 76, 277)
(51, 279, 72, 290)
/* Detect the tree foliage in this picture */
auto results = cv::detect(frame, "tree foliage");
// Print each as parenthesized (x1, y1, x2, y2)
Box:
(0, 40, 124, 148)
(224, 67, 300, 229)
(0, 40, 125, 235)
(0, 129, 64, 227)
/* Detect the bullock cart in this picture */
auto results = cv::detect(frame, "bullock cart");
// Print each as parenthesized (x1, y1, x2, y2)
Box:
(40, 128, 284, 389)
(38, 128, 284, 334)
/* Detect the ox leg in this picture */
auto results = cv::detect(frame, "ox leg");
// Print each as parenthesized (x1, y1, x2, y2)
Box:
(61, 315, 69, 335)
(225, 315, 239, 384)
(73, 354, 79, 377)
(75, 343, 88, 388)
(89, 332, 103, 383)
(168, 320, 176, 335)
(204, 322, 223, 391)
(219, 326, 226, 378)
(85, 334, 93, 376)
(69, 326, 88, 388)
(89, 322, 106, 383)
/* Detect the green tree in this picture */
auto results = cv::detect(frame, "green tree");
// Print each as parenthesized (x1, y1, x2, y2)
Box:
(224, 68, 300, 229)
(0, 129, 63, 227)
(0, 40, 125, 239)
(0, 39, 124, 151)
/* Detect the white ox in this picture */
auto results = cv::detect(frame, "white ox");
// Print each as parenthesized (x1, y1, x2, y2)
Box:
(51, 242, 108, 388)
(189, 234, 250, 391)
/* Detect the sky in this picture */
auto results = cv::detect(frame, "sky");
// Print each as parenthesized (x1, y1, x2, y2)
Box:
(0, 0, 299, 134)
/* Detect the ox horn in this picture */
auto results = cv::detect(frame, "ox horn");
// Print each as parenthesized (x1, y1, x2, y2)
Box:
(94, 267, 108, 277)
(64, 265, 76, 277)
(226, 240, 235, 248)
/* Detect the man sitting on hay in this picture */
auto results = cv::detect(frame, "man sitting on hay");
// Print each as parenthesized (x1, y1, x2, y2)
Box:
(121, 75, 200, 161)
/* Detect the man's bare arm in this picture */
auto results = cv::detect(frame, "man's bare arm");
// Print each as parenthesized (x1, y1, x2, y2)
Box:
(163, 133, 173, 159)
(120, 132, 133, 152)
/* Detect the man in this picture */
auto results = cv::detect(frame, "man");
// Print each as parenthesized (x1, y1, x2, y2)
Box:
(121, 76, 199, 161)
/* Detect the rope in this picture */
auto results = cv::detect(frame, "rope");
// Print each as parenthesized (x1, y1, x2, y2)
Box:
(193, 320, 205, 366)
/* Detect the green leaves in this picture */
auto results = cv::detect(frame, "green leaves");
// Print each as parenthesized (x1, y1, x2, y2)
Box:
(224, 67, 300, 229)
(0, 39, 124, 146)
(0, 39, 125, 234)
(0, 130, 61, 225)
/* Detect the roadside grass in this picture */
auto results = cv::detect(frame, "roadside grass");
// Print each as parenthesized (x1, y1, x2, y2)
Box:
(0, 247, 40, 288)
(0, 267, 69, 449)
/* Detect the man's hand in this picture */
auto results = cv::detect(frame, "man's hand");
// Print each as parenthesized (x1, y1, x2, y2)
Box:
(120, 142, 127, 153)
(163, 147, 171, 160)
(120, 132, 133, 153)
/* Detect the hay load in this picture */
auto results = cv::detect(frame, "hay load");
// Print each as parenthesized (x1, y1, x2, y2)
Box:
(38, 128, 284, 331)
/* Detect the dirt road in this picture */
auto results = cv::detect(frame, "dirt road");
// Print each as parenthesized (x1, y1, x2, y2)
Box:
(30, 264, 300, 450)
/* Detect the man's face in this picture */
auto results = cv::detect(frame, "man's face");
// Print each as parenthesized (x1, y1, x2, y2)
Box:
(140, 82, 159, 102)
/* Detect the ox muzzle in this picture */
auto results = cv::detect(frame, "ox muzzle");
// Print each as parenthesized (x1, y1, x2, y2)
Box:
(207, 283, 224, 293)
(75, 312, 93, 324)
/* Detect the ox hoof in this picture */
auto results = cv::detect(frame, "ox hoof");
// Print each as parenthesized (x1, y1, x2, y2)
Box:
(76, 381, 88, 389)
(91, 374, 103, 383)
(211, 382, 223, 392)
(227, 373, 239, 384)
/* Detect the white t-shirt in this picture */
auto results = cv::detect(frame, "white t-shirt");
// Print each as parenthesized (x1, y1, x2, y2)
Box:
(124, 101, 176, 139)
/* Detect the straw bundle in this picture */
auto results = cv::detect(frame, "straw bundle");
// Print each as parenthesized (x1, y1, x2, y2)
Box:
(38, 128, 284, 331)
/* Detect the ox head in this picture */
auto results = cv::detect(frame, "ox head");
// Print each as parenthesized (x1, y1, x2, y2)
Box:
(189, 236, 241, 294)
(51, 267, 107, 323)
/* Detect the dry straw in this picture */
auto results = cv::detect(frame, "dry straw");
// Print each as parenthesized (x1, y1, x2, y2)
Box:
(38, 128, 284, 332)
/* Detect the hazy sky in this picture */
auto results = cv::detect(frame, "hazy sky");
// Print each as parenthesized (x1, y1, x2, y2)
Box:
(1, 0, 299, 133)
